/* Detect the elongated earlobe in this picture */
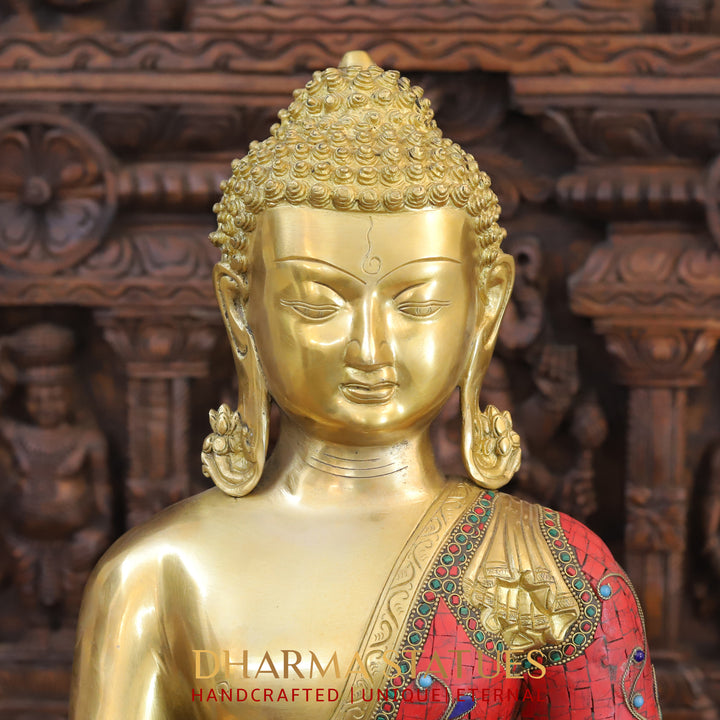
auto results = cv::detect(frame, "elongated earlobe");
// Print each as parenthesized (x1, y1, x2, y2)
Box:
(202, 264, 269, 497)
(461, 253, 522, 489)
(462, 403, 521, 489)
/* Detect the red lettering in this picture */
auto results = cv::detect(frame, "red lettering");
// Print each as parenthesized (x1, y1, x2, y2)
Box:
(481, 688, 489, 701)
(251, 689, 262, 702)
(493, 688, 502, 701)
(316, 689, 325, 702)
(191, 689, 203, 701)
(264, 689, 273, 701)
(236, 689, 248, 701)
(220, 689, 232, 701)
(328, 689, 339, 702)
(206, 689, 217, 702)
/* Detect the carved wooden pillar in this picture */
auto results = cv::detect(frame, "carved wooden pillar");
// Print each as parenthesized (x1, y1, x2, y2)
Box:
(97, 309, 221, 526)
(570, 224, 720, 717)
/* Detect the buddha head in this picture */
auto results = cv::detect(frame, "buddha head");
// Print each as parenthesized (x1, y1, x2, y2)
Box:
(203, 52, 521, 496)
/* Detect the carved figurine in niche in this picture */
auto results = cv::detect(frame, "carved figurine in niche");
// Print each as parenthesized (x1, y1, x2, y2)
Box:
(0, 323, 111, 632)
(432, 235, 607, 520)
(72, 54, 660, 719)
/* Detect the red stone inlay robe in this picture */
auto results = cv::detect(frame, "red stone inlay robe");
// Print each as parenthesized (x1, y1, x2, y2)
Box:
(395, 511, 660, 720)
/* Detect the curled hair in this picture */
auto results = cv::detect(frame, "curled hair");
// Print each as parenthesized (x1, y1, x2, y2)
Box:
(211, 64, 506, 300)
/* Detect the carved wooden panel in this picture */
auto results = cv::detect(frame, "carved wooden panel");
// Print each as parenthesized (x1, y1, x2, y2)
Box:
(0, 1, 719, 718)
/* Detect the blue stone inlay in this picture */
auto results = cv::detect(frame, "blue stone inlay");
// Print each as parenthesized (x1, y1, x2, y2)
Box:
(633, 649, 646, 663)
(448, 695, 476, 719)
(632, 694, 645, 709)
(417, 673, 433, 689)
(599, 583, 612, 598)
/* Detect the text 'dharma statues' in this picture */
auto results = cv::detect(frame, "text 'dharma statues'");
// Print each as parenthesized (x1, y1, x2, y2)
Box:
(70, 53, 661, 720)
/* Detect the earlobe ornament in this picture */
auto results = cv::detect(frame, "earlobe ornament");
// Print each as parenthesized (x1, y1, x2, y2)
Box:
(202, 403, 263, 497)
(463, 404, 522, 490)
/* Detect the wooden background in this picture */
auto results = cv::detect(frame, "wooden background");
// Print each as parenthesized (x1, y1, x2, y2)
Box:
(0, 1, 719, 717)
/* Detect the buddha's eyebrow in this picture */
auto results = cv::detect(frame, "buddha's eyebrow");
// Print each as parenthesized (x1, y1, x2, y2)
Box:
(378, 257, 461, 282)
(275, 257, 366, 285)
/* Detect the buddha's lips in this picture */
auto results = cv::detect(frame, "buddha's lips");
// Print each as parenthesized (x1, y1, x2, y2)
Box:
(341, 367, 398, 403)
(340, 381, 398, 404)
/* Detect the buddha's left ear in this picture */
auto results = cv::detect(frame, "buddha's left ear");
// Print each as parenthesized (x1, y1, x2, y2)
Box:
(460, 253, 522, 490)
(201, 263, 269, 497)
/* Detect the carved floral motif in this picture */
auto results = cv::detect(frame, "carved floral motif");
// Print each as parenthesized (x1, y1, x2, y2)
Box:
(626, 486, 687, 552)
(0, 112, 116, 274)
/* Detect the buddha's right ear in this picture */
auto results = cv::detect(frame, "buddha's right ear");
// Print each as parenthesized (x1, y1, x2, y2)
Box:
(201, 263, 269, 497)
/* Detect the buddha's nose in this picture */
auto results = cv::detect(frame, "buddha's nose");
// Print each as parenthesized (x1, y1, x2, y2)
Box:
(344, 295, 394, 371)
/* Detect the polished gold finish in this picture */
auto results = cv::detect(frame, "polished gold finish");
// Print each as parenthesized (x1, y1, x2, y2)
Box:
(70, 55, 539, 719)
(466, 405, 521, 489)
(462, 493, 579, 652)
(209, 62, 504, 291)
(330, 480, 479, 720)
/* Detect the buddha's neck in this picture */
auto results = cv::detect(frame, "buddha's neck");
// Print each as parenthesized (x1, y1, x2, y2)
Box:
(261, 417, 446, 512)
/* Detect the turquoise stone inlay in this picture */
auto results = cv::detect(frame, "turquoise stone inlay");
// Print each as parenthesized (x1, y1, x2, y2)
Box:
(417, 673, 433, 689)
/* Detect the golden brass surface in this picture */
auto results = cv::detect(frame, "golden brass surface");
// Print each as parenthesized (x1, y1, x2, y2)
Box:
(462, 493, 579, 652)
(68, 55, 585, 720)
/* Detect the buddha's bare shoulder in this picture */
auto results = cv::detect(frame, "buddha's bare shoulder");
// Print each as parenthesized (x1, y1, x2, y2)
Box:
(84, 487, 264, 590)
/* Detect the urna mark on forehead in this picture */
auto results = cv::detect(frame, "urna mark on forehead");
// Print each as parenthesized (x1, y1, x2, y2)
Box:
(259, 205, 471, 281)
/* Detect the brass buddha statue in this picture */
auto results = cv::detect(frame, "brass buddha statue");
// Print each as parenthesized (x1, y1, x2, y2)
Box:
(70, 53, 661, 720)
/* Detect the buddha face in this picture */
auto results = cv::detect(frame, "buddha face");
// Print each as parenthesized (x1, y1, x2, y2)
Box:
(243, 206, 487, 445)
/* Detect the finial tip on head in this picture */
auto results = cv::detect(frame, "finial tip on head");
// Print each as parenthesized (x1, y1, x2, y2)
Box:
(339, 50, 375, 69)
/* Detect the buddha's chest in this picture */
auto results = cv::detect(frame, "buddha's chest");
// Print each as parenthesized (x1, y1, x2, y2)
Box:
(163, 493, 536, 720)
(173, 513, 423, 720)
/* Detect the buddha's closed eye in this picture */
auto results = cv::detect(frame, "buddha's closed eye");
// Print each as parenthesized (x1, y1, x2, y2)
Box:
(395, 300, 450, 319)
(279, 299, 341, 320)
(280, 296, 451, 322)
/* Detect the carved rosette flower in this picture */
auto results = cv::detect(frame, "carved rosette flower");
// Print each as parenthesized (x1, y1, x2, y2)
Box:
(0, 112, 117, 274)
(471, 405, 522, 485)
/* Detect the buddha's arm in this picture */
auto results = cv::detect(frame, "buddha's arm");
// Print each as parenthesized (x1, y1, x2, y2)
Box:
(69, 546, 174, 719)
(520, 515, 661, 719)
